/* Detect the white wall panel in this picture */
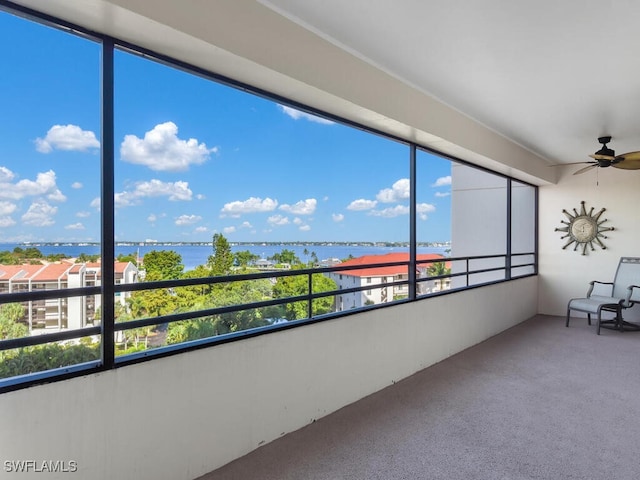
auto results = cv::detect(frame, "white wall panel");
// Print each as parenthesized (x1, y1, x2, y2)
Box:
(0, 278, 536, 480)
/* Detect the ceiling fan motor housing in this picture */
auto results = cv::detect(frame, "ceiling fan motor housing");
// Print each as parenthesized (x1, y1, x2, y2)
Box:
(595, 136, 614, 158)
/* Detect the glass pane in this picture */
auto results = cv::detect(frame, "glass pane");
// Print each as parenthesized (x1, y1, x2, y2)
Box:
(113, 46, 410, 338)
(0, 11, 101, 381)
(511, 180, 536, 276)
(450, 164, 508, 286)
(416, 149, 453, 294)
(0, 334, 100, 380)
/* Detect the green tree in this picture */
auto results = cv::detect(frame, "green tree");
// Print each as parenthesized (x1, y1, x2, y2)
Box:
(143, 250, 184, 280)
(269, 249, 299, 266)
(208, 233, 233, 275)
(427, 261, 451, 277)
(0, 250, 17, 264)
(127, 271, 177, 348)
(78, 252, 100, 263)
(272, 272, 337, 320)
(117, 252, 138, 263)
(174, 265, 213, 311)
(0, 343, 100, 379)
(23, 247, 43, 259)
(427, 261, 451, 291)
(167, 277, 274, 343)
(0, 303, 28, 340)
(233, 250, 259, 268)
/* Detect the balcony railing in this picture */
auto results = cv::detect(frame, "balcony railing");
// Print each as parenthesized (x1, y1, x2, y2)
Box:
(0, 253, 535, 392)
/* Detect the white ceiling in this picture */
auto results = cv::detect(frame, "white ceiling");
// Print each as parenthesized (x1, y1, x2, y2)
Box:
(261, 0, 640, 165)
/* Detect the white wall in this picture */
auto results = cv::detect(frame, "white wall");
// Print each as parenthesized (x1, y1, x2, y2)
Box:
(538, 166, 640, 320)
(0, 278, 537, 480)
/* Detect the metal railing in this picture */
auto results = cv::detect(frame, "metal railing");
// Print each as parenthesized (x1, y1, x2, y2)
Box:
(0, 253, 535, 392)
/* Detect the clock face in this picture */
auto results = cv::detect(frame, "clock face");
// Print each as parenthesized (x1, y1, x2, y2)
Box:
(570, 216, 597, 242)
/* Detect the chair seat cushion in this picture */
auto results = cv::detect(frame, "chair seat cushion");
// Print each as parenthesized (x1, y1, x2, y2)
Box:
(568, 295, 621, 314)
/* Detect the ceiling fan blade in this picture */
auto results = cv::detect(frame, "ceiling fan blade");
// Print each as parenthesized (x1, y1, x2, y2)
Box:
(616, 151, 640, 161)
(589, 153, 616, 161)
(573, 164, 598, 175)
(549, 161, 596, 167)
(612, 157, 640, 170)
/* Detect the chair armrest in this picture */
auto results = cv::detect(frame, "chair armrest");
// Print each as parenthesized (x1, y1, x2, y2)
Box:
(625, 285, 640, 307)
(587, 280, 613, 298)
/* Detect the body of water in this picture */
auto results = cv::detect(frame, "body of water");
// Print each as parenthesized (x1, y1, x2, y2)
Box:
(0, 243, 449, 271)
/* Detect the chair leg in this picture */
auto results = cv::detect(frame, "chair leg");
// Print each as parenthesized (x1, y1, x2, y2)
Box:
(597, 312, 601, 335)
(566, 306, 571, 327)
(587, 313, 591, 326)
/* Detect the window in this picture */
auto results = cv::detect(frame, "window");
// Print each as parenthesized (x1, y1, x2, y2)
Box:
(0, 5, 537, 392)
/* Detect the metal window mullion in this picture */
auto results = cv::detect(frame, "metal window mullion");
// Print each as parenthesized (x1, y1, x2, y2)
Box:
(534, 185, 539, 275)
(506, 178, 512, 280)
(409, 144, 417, 299)
(101, 37, 115, 369)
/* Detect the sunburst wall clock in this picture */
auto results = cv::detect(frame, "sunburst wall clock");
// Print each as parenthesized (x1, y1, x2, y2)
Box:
(555, 201, 614, 255)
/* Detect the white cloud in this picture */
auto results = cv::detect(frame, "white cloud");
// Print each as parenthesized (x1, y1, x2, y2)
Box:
(0, 167, 15, 182)
(71, 182, 83, 189)
(367, 203, 436, 220)
(22, 201, 57, 226)
(417, 203, 436, 220)
(223, 226, 236, 234)
(196, 194, 206, 200)
(293, 217, 303, 225)
(347, 199, 377, 211)
(299, 225, 311, 231)
(0, 201, 17, 216)
(0, 217, 16, 227)
(0, 201, 16, 228)
(115, 180, 193, 207)
(120, 122, 216, 172)
(278, 105, 334, 125)
(267, 214, 289, 226)
(432, 176, 452, 187)
(35, 124, 100, 153)
(369, 205, 409, 218)
(240, 221, 253, 229)
(195, 226, 208, 233)
(175, 214, 202, 226)
(90, 197, 101, 210)
(65, 222, 85, 230)
(220, 197, 278, 217)
(332, 213, 344, 222)
(435, 191, 451, 198)
(0, 169, 65, 202)
(47, 189, 67, 202)
(76, 211, 91, 218)
(148, 214, 157, 222)
(376, 178, 410, 203)
(279, 198, 317, 215)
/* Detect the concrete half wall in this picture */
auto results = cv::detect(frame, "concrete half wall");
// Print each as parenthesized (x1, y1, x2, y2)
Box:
(0, 278, 536, 480)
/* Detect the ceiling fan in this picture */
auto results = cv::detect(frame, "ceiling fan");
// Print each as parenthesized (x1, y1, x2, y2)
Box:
(566, 136, 640, 175)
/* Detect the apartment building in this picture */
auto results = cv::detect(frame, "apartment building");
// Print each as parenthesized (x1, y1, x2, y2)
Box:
(328, 253, 450, 311)
(0, 261, 138, 331)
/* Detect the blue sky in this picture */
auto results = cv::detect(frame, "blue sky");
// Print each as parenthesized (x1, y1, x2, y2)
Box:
(0, 10, 452, 244)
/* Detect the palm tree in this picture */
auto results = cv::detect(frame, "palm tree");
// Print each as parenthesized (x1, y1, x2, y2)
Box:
(427, 261, 451, 291)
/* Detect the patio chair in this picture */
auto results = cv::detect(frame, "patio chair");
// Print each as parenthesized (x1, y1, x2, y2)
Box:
(566, 257, 640, 334)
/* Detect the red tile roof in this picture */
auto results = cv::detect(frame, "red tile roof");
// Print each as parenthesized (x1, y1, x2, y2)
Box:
(31, 263, 73, 282)
(0, 261, 135, 283)
(337, 253, 447, 277)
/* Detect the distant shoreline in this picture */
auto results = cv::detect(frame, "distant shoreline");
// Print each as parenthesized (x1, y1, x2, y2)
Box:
(5, 240, 451, 248)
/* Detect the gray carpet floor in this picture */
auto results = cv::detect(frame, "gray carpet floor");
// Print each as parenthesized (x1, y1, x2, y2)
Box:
(200, 315, 640, 480)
